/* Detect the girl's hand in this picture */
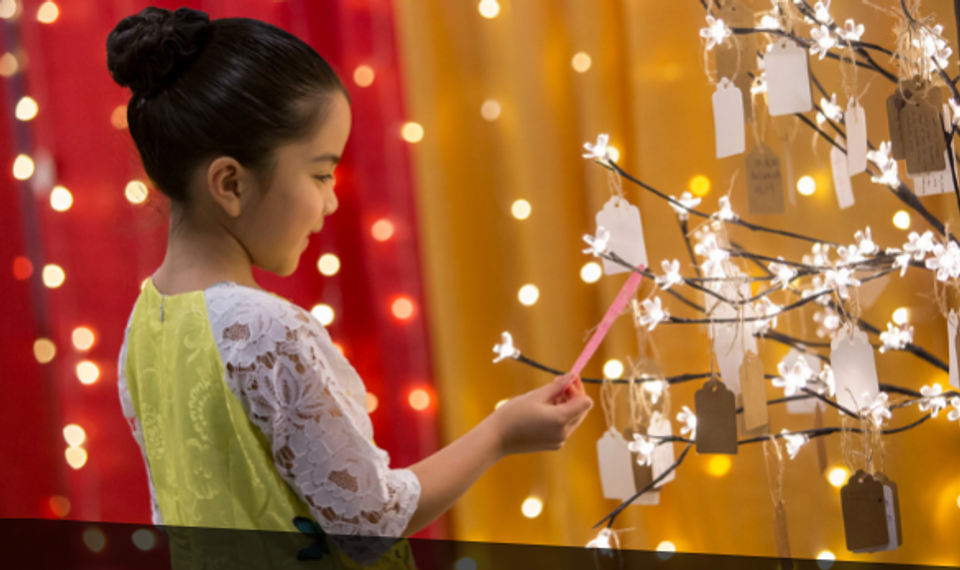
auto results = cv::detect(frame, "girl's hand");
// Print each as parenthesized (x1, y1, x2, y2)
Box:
(491, 373, 593, 456)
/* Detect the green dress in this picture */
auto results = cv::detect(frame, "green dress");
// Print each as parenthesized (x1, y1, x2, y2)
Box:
(118, 278, 421, 568)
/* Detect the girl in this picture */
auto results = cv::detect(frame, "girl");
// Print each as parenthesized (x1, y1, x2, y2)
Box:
(109, 5, 593, 566)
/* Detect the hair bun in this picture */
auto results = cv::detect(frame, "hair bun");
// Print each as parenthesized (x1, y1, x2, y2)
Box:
(106, 6, 210, 97)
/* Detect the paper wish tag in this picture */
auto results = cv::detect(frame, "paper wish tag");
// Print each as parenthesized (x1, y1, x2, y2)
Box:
(782, 349, 821, 414)
(623, 427, 659, 505)
(713, 322, 757, 396)
(845, 100, 868, 176)
(841, 470, 901, 553)
(764, 39, 812, 116)
(949, 310, 960, 389)
(876, 473, 903, 549)
(831, 324, 879, 412)
(746, 143, 785, 215)
(694, 378, 738, 454)
(596, 196, 648, 275)
(713, 78, 746, 159)
(830, 135, 855, 210)
(714, 0, 757, 80)
(912, 102, 958, 197)
(739, 350, 768, 432)
(648, 411, 676, 486)
(901, 85, 947, 176)
(596, 428, 636, 501)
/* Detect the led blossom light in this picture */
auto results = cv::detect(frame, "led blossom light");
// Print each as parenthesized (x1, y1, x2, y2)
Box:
(668, 191, 701, 221)
(820, 93, 843, 122)
(694, 233, 729, 278)
(879, 322, 913, 353)
(919, 384, 948, 418)
(824, 266, 861, 299)
(768, 258, 798, 290)
(628, 433, 656, 467)
(655, 259, 684, 290)
(754, 297, 781, 334)
(699, 15, 731, 51)
(809, 25, 836, 60)
(781, 429, 809, 460)
(950, 97, 960, 127)
(587, 528, 617, 551)
(913, 24, 952, 72)
(841, 19, 865, 42)
(773, 356, 813, 397)
(925, 241, 960, 282)
(492, 332, 520, 363)
(677, 405, 697, 437)
(860, 392, 892, 426)
(716, 196, 737, 221)
(583, 226, 611, 257)
(638, 297, 669, 331)
(813, 0, 833, 24)
(904, 231, 935, 261)
(867, 142, 900, 187)
(854, 227, 878, 256)
(583, 133, 611, 163)
(813, 306, 841, 339)
(948, 397, 960, 423)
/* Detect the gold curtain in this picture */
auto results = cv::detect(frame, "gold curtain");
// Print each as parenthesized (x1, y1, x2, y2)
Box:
(395, 0, 960, 565)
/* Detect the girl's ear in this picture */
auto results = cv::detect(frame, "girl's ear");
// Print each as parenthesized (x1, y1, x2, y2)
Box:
(206, 156, 247, 219)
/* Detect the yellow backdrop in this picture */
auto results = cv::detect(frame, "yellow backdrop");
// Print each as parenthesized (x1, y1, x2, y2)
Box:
(395, 0, 960, 565)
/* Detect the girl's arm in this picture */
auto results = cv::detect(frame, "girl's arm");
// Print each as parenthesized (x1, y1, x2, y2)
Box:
(401, 374, 593, 537)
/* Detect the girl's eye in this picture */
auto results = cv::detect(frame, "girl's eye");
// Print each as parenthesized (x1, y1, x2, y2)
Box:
(315, 174, 334, 184)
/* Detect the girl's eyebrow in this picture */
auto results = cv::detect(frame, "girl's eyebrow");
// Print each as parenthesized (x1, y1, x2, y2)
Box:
(310, 153, 340, 164)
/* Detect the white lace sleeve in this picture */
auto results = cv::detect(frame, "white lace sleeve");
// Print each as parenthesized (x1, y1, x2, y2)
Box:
(207, 288, 421, 539)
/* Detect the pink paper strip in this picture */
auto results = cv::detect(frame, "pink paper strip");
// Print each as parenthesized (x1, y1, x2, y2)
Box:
(564, 269, 644, 390)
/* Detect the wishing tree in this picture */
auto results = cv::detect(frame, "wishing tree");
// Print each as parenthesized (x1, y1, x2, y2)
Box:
(492, 0, 960, 559)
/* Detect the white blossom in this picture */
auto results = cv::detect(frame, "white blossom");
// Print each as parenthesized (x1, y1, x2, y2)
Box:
(890, 250, 912, 277)
(879, 322, 913, 353)
(810, 25, 836, 60)
(583, 225, 611, 257)
(628, 433, 656, 467)
(841, 18, 864, 42)
(913, 24, 952, 72)
(759, 14, 781, 30)
(587, 528, 616, 551)
(655, 259, 684, 290)
(904, 230, 936, 261)
(859, 392, 892, 426)
(950, 98, 960, 127)
(925, 241, 960, 282)
(948, 396, 960, 423)
(820, 93, 843, 122)
(813, 364, 836, 397)
(716, 196, 737, 221)
(803, 243, 832, 267)
(583, 133, 611, 162)
(867, 142, 900, 187)
(700, 15, 732, 51)
(754, 297, 781, 334)
(639, 297, 669, 331)
(492, 332, 521, 363)
(668, 191, 701, 221)
(824, 266, 861, 298)
(677, 405, 697, 437)
(643, 379, 666, 404)
(813, 0, 833, 24)
(919, 383, 948, 418)
(773, 356, 814, 396)
(813, 306, 841, 339)
(780, 429, 810, 460)
(769, 258, 798, 290)
(694, 232, 730, 278)
(854, 227, 878, 256)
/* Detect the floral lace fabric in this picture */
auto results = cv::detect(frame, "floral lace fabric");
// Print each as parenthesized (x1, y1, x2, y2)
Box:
(117, 281, 421, 541)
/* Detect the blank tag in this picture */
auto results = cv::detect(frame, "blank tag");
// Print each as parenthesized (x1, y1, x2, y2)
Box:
(715, 1, 756, 80)
(831, 325, 879, 414)
(764, 39, 812, 116)
(901, 87, 947, 176)
(841, 471, 889, 552)
(887, 90, 907, 160)
(746, 144, 785, 214)
(713, 78, 746, 159)
(740, 350, 768, 431)
(949, 310, 959, 389)
(596, 197, 648, 275)
(831, 136, 855, 209)
(649, 411, 676, 486)
(695, 378, 739, 454)
(845, 100, 868, 176)
(714, 323, 752, 396)
(782, 349, 821, 414)
(877, 475, 903, 548)
(912, 103, 957, 196)
(597, 428, 636, 501)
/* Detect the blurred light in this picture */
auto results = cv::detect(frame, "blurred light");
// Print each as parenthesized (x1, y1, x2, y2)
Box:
(125, 180, 148, 204)
(518, 284, 539, 306)
(132, 529, 155, 551)
(34, 338, 56, 363)
(318, 253, 341, 276)
(13, 256, 33, 280)
(828, 467, 848, 488)
(0, 0, 18, 20)
(478, 0, 499, 19)
(892, 307, 908, 325)
(42, 264, 65, 288)
(37, 1, 57, 23)
(603, 359, 623, 379)
(409, 388, 431, 411)
(392, 297, 415, 320)
(15, 96, 38, 121)
(495, 398, 509, 410)
(311, 304, 335, 326)
(521, 497, 543, 518)
(656, 541, 676, 560)
(63, 424, 86, 446)
(0, 52, 18, 77)
(511, 199, 531, 220)
(353, 65, 375, 87)
(956, 493, 960, 510)
(111, 105, 127, 129)
(817, 550, 836, 570)
(366, 392, 379, 413)
(50, 185, 73, 211)
(481, 98, 501, 121)
(581, 262, 602, 283)
(72, 326, 95, 350)
(571, 52, 592, 73)
(48, 495, 71, 518)
(893, 210, 911, 230)
(607, 146, 620, 163)
(797, 175, 816, 196)
(689, 175, 711, 197)
(401, 122, 424, 143)
(13, 154, 34, 180)
(76, 361, 100, 385)
(82, 528, 105, 553)
(372, 219, 395, 242)
(707, 455, 732, 477)
(65, 447, 88, 470)
(455, 557, 478, 570)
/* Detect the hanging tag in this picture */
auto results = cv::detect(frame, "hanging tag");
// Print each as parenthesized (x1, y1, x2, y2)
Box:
(596, 197, 648, 276)
(912, 102, 958, 196)
(876, 474, 903, 549)
(649, 411, 676, 486)
(841, 470, 889, 552)
(901, 86, 947, 176)
(814, 403, 828, 474)
(845, 100, 868, 176)
(831, 324, 880, 412)
(597, 428, 636, 501)
(713, 78, 746, 159)
(949, 310, 960, 389)
(694, 378, 739, 454)
(764, 39, 813, 116)
(623, 427, 658, 505)
(782, 349, 821, 414)
(886, 89, 907, 160)
(740, 350, 768, 431)
(714, 323, 752, 396)
(715, 1, 756, 80)
(746, 143, 785, 215)
(830, 136, 855, 209)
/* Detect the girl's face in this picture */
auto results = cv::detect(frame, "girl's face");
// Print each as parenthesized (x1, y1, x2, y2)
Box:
(243, 92, 352, 277)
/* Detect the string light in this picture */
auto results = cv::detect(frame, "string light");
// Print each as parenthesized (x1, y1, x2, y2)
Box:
(478, 0, 499, 19)
(0, 0, 18, 20)
(391, 296, 415, 320)
(580, 261, 602, 283)
(481, 99, 501, 121)
(13, 153, 34, 180)
(77, 361, 100, 385)
(110, 105, 127, 129)
(372, 219, 395, 241)
(353, 65, 374, 87)
(366, 393, 379, 413)
(892, 307, 908, 325)
(797, 175, 816, 196)
(606, 146, 621, 163)
(518, 284, 539, 306)
(656, 541, 676, 560)
(42, 264, 65, 288)
(0, 52, 18, 77)
(311, 304, 335, 326)
(816, 550, 836, 570)
(521, 497, 543, 518)
(65, 446, 88, 470)
(688, 175, 711, 197)
(511, 199, 531, 220)
(63, 424, 85, 446)
(401, 122, 424, 143)
(37, 1, 58, 24)
(34, 338, 55, 363)
(707, 455, 732, 477)
(50, 185, 73, 211)
(571, 52, 592, 73)
(131, 529, 156, 551)
(82, 529, 105, 553)
(893, 210, 911, 230)
(317, 253, 341, 276)
(13, 256, 32, 279)
(409, 388, 431, 411)
(828, 467, 848, 488)
(125, 180, 148, 204)
(15, 95, 37, 121)
(48, 496, 70, 518)
(72, 326, 95, 350)
(603, 359, 623, 379)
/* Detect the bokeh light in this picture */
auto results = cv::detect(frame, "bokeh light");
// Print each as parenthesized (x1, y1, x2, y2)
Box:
(828, 467, 848, 488)
(518, 284, 539, 306)
(511, 199, 531, 220)
(797, 175, 816, 196)
(76, 361, 100, 385)
(893, 210, 911, 230)
(72, 326, 95, 350)
(581, 262, 602, 283)
(481, 99, 501, 121)
(353, 65, 374, 87)
(571, 52, 591, 73)
(318, 254, 341, 276)
(125, 180, 148, 204)
(63, 424, 86, 446)
(65, 446, 88, 470)
(372, 219, 395, 242)
(603, 359, 623, 379)
(688, 175, 711, 197)
(409, 388, 431, 411)
(521, 497, 543, 518)
(13, 154, 34, 180)
(15, 95, 38, 121)
(392, 297, 415, 320)
(478, 0, 499, 19)
(34, 338, 55, 363)
(37, 1, 58, 24)
(42, 264, 65, 288)
(401, 122, 424, 143)
(50, 185, 73, 211)
(707, 455, 732, 477)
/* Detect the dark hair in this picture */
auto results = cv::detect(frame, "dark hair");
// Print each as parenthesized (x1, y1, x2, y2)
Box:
(106, 6, 349, 217)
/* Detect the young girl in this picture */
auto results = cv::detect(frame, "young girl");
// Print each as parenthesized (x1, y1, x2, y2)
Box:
(109, 5, 593, 565)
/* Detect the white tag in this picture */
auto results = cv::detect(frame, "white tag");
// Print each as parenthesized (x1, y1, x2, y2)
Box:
(706, 281, 752, 338)
(764, 39, 813, 116)
(635, 489, 660, 505)
(912, 103, 957, 196)
(596, 197, 648, 275)
(845, 100, 868, 176)
(782, 349, 822, 414)
(949, 310, 959, 389)
(831, 135, 855, 209)
(649, 412, 676, 486)
(713, 78, 746, 159)
(713, 322, 757, 396)
(831, 324, 880, 412)
(597, 428, 636, 500)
